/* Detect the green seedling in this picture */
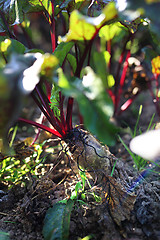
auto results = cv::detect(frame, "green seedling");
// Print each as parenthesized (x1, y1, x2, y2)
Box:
(119, 105, 155, 170)
(70, 170, 101, 203)
(0, 135, 47, 186)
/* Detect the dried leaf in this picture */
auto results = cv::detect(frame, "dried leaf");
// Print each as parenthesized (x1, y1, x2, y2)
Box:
(103, 175, 136, 226)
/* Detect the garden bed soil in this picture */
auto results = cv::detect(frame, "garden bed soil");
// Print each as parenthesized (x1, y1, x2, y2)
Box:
(0, 92, 160, 240)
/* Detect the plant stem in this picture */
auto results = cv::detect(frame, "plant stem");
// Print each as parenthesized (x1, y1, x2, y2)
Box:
(75, 44, 79, 66)
(30, 113, 44, 146)
(50, 0, 56, 52)
(66, 97, 74, 131)
(1, 52, 8, 64)
(75, 40, 93, 77)
(114, 32, 133, 115)
(31, 91, 55, 126)
(107, 89, 115, 104)
(75, 27, 100, 77)
(118, 91, 139, 114)
(59, 91, 66, 131)
(18, 118, 62, 138)
(34, 85, 65, 136)
(115, 50, 131, 115)
(44, 80, 51, 100)
(87, 40, 93, 66)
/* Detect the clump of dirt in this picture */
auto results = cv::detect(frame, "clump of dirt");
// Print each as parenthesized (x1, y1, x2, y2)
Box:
(68, 156, 160, 240)
(0, 177, 65, 240)
(0, 145, 160, 240)
(69, 175, 160, 240)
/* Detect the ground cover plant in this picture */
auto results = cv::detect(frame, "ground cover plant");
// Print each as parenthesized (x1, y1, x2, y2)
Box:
(0, 0, 160, 239)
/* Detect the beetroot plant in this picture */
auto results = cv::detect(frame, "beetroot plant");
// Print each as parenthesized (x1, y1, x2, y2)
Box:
(0, 1, 160, 238)
(0, 0, 159, 187)
(0, 0, 159, 189)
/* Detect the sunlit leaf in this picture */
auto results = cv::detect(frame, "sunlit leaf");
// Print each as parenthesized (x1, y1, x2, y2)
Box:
(37, 0, 52, 17)
(40, 54, 59, 79)
(57, 68, 71, 89)
(151, 56, 160, 75)
(99, 22, 124, 41)
(102, 2, 118, 21)
(24, 0, 46, 12)
(26, 1, 53, 21)
(108, 74, 115, 88)
(0, 37, 26, 62)
(0, 38, 11, 52)
(59, 10, 96, 42)
(59, 2, 117, 42)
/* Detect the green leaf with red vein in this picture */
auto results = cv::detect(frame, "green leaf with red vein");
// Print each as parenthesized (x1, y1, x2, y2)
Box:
(58, 2, 118, 42)
(0, 0, 51, 33)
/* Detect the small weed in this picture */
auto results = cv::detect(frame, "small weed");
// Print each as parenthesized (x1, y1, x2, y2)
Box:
(71, 170, 101, 203)
(0, 1, 160, 239)
(0, 127, 48, 186)
(119, 105, 155, 170)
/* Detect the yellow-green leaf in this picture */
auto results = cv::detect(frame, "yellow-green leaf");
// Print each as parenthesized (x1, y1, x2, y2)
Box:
(102, 2, 118, 22)
(99, 22, 124, 41)
(58, 2, 117, 43)
(40, 54, 59, 78)
(58, 10, 96, 42)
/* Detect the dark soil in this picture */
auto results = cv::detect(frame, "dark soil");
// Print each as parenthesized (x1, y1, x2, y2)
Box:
(0, 92, 160, 240)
